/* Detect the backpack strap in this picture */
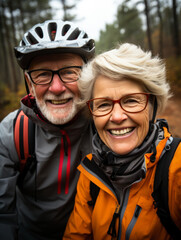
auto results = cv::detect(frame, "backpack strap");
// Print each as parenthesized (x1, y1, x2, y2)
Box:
(87, 181, 100, 206)
(152, 137, 181, 239)
(88, 179, 120, 238)
(14, 109, 36, 189)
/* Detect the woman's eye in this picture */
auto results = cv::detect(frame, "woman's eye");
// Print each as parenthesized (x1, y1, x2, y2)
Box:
(127, 98, 138, 103)
(97, 102, 111, 109)
(124, 98, 139, 105)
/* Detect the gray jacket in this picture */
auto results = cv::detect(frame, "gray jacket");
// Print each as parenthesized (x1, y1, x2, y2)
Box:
(0, 95, 93, 240)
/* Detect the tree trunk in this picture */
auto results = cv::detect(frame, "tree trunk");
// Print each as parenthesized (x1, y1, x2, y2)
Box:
(0, 3, 12, 89)
(17, 0, 26, 34)
(8, 1, 21, 84)
(156, 0, 163, 57)
(8, 1, 18, 46)
(172, 0, 180, 57)
(2, 3, 19, 92)
(144, 0, 153, 52)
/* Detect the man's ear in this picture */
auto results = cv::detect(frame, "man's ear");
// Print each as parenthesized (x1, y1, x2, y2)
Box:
(24, 72, 34, 96)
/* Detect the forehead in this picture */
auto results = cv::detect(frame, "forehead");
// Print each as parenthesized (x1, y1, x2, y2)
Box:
(29, 53, 83, 70)
(93, 75, 145, 98)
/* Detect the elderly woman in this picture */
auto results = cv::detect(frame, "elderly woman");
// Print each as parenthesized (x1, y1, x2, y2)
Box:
(63, 43, 181, 240)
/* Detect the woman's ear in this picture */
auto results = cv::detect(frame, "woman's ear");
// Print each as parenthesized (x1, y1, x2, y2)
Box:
(148, 103, 154, 121)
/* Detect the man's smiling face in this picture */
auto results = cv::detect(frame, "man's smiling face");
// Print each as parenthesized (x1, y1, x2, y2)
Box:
(25, 53, 83, 124)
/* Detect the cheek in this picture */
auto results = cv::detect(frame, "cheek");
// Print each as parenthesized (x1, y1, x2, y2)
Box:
(68, 84, 79, 97)
(33, 86, 47, 99)
(137, 110, 150, 141)
(93, 116, 108, 138)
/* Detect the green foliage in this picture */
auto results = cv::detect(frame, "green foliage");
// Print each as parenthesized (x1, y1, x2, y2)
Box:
(96, 23, 121, 54)
(0, 83, 26, 121)
(59, 0, 80, 21)
(117, 3, 145, 46)
(95, 1, 145, 54)
(13, 0, 53, 38)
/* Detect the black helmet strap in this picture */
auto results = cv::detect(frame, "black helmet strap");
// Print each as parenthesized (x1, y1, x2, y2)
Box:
(23, 71, 30, 94)
(151, 96, 158, 124)
(146, 96, 158, 141)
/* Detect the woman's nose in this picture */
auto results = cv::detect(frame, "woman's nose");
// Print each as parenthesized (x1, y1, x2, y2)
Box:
(48, 73, 66, 94)
(110, 103, 128, 123)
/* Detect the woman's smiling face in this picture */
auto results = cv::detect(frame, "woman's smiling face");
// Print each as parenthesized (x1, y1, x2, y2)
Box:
(92, 75, 151, 155)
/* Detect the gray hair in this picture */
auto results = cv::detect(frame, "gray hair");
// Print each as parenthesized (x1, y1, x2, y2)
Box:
(78, 43, 171, 114)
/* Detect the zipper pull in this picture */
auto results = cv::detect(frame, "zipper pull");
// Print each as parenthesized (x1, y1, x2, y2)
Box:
(107, 204, 120, 238)
(135, 205, 141, 218)
(60, 130, 68, 156)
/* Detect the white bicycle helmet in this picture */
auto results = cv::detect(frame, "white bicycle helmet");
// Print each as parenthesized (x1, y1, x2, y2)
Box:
(14, 19, 95, 69)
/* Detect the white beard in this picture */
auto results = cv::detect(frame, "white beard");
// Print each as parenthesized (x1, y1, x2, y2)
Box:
(31, 85, 83, 125)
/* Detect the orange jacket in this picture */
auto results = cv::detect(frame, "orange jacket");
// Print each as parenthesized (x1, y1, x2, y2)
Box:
(63, 128, 181, 240)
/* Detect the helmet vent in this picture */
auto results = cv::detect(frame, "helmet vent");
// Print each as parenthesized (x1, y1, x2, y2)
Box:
(26, 32, 39, 45)
(48, 22, 57, 41)
(83, 33, 88, 38)
(21, 40, 26, 46)
(86, 39, 95, 50)
(35, 27, 43, 38)
(67, 28, 81, 40)
(62, 24, 71, 36)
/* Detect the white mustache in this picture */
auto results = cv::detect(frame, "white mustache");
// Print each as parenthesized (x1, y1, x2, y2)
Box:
(43, 93, 74, 101)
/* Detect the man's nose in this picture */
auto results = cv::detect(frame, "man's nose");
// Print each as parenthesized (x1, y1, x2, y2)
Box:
(48, 73, 66, 94)
(110, 103, 128, 123)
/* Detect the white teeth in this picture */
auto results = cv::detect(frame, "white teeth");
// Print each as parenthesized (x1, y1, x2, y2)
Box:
(110, 128, 133, 136)
(51, 99, 69, 105)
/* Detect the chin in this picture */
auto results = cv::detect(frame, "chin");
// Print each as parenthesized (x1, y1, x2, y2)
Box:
(47, 109, 78, 125)
(39, 104, 79, 125)
(49, 114, 74, 124)
(111, 144, 136, 155)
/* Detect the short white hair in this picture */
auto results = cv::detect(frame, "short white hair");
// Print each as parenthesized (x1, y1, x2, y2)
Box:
(78, 43, 171, 114)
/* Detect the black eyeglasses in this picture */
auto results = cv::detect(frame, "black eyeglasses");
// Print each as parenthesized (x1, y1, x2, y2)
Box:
(87, 93, 150, 117)
(27, 66, 82, 85)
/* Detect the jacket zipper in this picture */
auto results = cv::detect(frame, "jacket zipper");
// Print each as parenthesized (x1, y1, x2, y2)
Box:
(118, 188, 130, 239)
(64, 131, 71, 194)
(57, 130, 71, 194)
(125, 205, 142, 240)
(118, 189, 142, 240)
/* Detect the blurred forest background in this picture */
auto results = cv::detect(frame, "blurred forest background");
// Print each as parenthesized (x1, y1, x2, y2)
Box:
(0, 0, 181, 136)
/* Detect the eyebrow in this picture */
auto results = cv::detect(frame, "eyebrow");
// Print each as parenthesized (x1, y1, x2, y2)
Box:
(93, 92, 144, 99)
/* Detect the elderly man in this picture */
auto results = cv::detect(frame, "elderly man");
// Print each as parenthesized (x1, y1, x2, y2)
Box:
(0, 19, 95, 240)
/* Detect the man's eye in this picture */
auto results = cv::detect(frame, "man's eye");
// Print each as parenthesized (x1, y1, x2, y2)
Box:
(32, 71, 50, 79)
(38, 72, 50, 78)
(61, 69, 77, 76)
(64, 70, 73, 74)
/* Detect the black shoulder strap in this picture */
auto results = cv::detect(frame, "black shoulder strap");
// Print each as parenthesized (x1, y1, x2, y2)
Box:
(83, 155, 113, 208)
(152, 137, 181, 239)
(14, 109, 36, 189)
(87, 181, 100, 206)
